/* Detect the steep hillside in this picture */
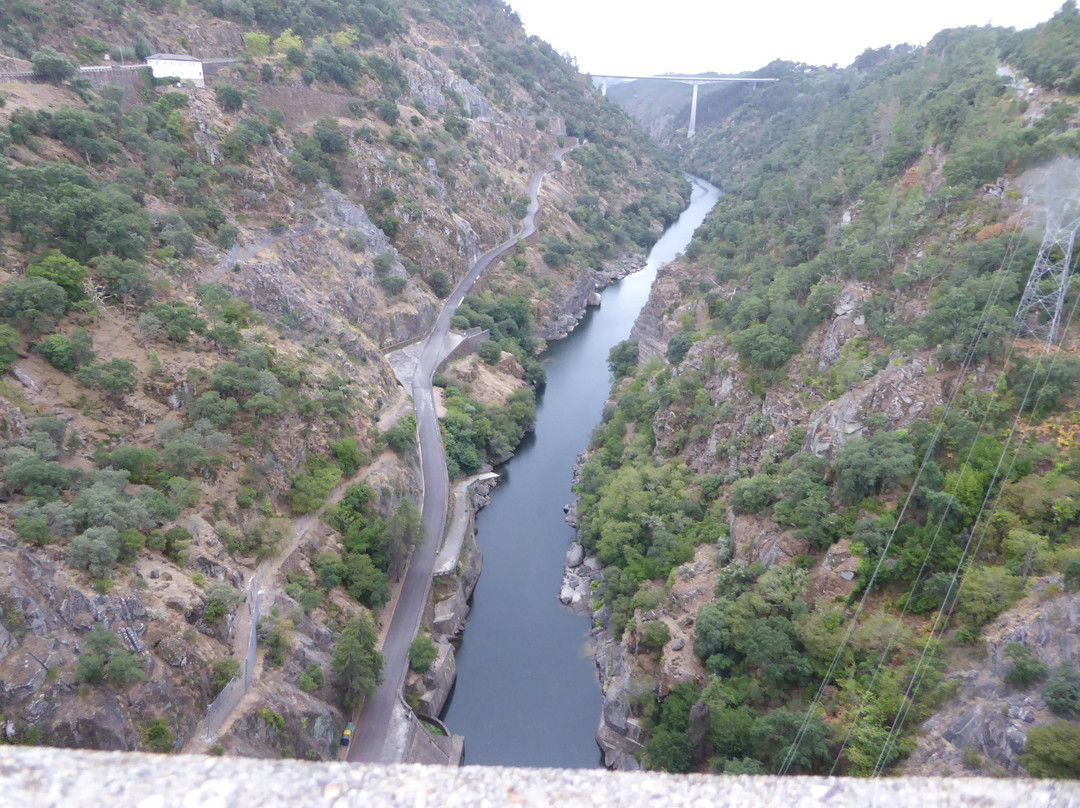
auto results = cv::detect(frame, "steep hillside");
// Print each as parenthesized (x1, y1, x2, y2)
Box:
(580, 8, 1080, 778)
(0, 0, 685, 757)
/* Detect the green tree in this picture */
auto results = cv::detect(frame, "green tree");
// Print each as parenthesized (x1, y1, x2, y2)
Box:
(608, 339, 639, 379)
(273, 29, 303, 53)
(330, 615, 383, 709)
(667, 331, 693, 364)
(383, 413, 417, 455)
(427, 270, 452, 298)
(832, 431, 914, 504)
(330, 437, 364, 475)
(77, 358, 138, 399)
(751, 707, 832, 773)
(957, 565, 1022, 626)
(0, 276, 69, 334)
(215, 82, 244, 112)
(313, 116, 347, 153)
(477, 340, 502, 365)
(1020, 720, 1080, 778)
(1003, 643, 1048, 687)
(408, 634, 439, 673)
(92, 256, 151, 310)
(1043, 661, 1080, 717)
(0, 324, 19, 374)
(343, 552, 390, 609)
(729, 475, 778, 514)
(243, 32, 271, 55)
(65, 526, 121, 577)
(190, 391, 239, 430)
(26, 253, 88, 303)
(38, 334, 75, 372)
(31, 46, 78, 83)
(106, 651, 145, 687)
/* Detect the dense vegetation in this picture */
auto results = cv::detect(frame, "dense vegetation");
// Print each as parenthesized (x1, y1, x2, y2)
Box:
(0, 0, 688, 756)
(582, 8, 1080, 776)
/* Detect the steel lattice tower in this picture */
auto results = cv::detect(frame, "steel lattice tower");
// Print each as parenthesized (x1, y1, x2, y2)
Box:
(1015, 192, 1080, 347)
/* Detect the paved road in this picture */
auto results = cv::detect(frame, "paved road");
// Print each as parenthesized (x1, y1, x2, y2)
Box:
(349, 141, 577, 763)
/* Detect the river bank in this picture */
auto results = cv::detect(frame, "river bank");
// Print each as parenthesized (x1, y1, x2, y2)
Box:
(438, 175, 720, 767)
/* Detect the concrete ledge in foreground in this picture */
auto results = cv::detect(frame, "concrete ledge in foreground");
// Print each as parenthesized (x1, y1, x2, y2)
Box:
(3, 746, 1079, 808)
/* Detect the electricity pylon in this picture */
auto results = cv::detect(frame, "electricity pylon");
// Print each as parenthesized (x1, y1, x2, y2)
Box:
(1015, 190, 1080, 348)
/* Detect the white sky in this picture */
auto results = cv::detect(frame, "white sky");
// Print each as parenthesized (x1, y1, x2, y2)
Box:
(506, 0, 1070, 76)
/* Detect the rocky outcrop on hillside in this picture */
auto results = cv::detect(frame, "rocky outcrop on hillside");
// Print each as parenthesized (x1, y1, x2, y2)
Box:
(538, 252, 645, 342)
(0, 534, 220, 749)
(904, 582, 1080, 777)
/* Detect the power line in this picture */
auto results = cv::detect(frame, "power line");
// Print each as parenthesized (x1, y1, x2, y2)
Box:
(782, 222, 1029, 775)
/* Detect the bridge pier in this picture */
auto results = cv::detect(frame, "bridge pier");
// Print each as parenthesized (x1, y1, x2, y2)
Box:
(593, 74, 777, 139)
(688, 81, 699, 139)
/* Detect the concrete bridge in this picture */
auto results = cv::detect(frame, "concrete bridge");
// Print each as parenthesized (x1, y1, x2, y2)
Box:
(594, 74, 777, 137)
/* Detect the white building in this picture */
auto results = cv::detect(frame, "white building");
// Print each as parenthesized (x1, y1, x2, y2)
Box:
(145, 53, 204, 88)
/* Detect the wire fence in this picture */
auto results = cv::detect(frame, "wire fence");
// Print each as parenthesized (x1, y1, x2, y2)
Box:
(204, 578, 260, 741)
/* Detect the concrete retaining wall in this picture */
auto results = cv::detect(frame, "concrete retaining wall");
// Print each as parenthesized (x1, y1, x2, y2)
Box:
(436, 327, 490, 372)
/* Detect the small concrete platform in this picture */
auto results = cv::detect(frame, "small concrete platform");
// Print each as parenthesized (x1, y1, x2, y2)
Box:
(434, 473, 499, 577)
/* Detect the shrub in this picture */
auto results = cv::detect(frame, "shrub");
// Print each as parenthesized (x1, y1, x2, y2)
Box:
(0, 276, 68, 334)
(31, 47, 78, 83)
(75, 654, 106, 684)
(383, 413, 417, 455)
(730, 475, 778, 514)
(427, 270, 451, 298)
(297, 662, 325, 691)
(143, 718, 174, 753)
(373, 251, 395, 275)
(477, 340, 502, 365)
(204, 582, 242, 622)
(287, 462, 342, 514)
(1020, 720, 1080, 778)
(379, 276, 406, 295)
(215, 82, 243, 112)
(1003, 643, 1048, 687)
(77, 358, 138, 399)
(343, 230, 367, 252)
(408, 634, 439, 673)
(105, 651, 145, 687)
(640, 620, 671, 652)
(26, 253, 87, 303)
(210, 658, 240, 695)
(667, 332, 693, 365)
(38, 334, 75, 372)
(1043, 661, 1080, 717)
(330, 437, 365, 476)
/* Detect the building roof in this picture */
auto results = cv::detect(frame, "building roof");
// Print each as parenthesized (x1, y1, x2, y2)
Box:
(145, 53, 201, 63)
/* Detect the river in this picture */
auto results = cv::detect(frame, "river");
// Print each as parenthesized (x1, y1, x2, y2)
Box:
(441, 174, 721, 768)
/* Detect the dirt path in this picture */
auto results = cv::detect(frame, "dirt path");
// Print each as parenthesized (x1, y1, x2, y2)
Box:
(180, 446, 405, 753)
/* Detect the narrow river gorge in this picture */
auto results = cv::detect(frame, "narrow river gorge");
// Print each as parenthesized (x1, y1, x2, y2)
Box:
(441, 175, 721, 767)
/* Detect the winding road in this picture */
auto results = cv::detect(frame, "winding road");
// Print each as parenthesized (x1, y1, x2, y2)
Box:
(348, 140, 578, 763)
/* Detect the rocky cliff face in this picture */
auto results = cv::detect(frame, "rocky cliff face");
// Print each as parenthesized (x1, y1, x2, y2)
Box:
(0, 532, 220, 749)
(905, 581, 1080, 776)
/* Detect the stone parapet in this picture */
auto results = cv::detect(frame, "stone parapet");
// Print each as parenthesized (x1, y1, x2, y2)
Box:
(3, 746, 1078, 807)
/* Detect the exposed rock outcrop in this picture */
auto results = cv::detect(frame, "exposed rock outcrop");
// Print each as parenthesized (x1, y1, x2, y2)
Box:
(905, 582, 1080, 776)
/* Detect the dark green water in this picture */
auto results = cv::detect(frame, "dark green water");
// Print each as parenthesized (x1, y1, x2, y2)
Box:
(441, 175, 720, 768)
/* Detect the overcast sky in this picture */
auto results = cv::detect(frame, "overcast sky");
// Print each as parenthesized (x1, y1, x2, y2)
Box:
(506, 0, 1070, 76)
